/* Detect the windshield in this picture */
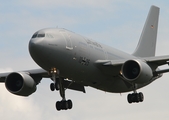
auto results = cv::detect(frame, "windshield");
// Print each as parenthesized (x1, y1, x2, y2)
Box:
(32, 32, 45, 38)
(31, 31, 54, 39)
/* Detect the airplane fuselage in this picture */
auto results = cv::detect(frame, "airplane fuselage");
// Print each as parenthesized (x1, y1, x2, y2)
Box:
(29, 28, 157, 93)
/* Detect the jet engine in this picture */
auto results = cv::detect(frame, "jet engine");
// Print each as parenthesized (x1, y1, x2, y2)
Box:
(5, 72, 37, 96)
(121, 59, 153, 84)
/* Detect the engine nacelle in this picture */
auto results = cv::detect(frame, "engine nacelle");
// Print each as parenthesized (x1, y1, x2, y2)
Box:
(5, 72, 36, 96)
(121, 59, 153, 84)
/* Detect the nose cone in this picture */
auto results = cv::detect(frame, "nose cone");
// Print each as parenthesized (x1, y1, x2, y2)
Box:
(29, 38, 45, 64)
(29, 39, 41, 55)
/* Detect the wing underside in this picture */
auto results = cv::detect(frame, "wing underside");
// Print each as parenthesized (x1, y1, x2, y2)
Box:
(95, 55, 169, 76)
(0, 68, 85, 93)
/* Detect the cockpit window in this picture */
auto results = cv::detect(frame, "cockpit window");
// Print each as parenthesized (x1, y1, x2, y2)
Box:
(37, 34, 45, 37)
(31, 32, 54, 39)
(32, 33, 37, 38)
(31, 32, 45, 38)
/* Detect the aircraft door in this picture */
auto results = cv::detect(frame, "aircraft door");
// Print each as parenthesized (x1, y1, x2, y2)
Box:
(60, 31, 73, 50)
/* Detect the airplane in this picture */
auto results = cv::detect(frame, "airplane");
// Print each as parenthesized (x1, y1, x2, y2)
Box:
(0, 5, 169, 111)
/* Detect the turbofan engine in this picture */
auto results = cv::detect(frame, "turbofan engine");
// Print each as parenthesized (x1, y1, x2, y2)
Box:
(121, 59, 153, 84)
(5, 72, 37, 96)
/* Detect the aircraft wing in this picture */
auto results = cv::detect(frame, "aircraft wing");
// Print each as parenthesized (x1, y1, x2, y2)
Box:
(95, 55, 169, 66)
(0, 68, 85, 93)
(143, 55, 169, 74)
(95, 55, 169, 76)
(143, 55, 169, 65)
(0, 69, 48, 82)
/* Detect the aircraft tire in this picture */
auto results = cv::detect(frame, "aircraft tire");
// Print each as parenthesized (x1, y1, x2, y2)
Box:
(50, 83, 55, 91)
(67, 99, 73, 109)
(56, 100, 73, 111)
(55, 83, 59, 91)
(127, 94, 132, 103)
(56, 101, 61, 111)
(138, 92, 144, 102)
(134, 93, 140, 103)
(127, 93, 144, 103)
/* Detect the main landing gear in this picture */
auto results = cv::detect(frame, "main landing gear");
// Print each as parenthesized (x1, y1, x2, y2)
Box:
(127, 92, 144, 103)
(50, 68, 73, 111)
(127, 84, 144, 104)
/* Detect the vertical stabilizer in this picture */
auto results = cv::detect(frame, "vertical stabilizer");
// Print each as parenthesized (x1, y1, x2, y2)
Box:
(132, 6, 160, 57)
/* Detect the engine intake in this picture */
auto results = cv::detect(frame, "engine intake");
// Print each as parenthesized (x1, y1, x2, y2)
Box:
(122, 59, 153, 84)
(5, 72, 36, 96)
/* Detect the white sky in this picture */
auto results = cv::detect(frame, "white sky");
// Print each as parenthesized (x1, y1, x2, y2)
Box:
(0, 0, 169, 120)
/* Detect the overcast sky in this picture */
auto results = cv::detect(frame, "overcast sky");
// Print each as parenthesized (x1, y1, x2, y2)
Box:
(0, 0, 169, 120)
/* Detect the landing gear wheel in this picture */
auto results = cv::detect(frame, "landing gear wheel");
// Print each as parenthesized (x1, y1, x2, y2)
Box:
(56, 100, 73, 111)
(127, 92, 144, 104)
(127, 94, 132, 104)
(55, 82, 59, 91)
(50, 83, 55, 91)
(138, 92, 144, 102)
(56, 101, 61, 111)
(67, 99, 73, 109)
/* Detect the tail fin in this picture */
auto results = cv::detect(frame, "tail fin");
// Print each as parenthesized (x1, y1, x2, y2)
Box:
(132, 5, 160, 57)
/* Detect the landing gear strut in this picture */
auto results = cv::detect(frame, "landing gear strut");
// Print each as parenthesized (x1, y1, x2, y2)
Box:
(50, 68, 73, 111)
(127, 84, 144, 104)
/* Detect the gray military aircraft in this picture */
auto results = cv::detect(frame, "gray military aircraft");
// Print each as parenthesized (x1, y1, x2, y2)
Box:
(0, 5, 169, 111)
